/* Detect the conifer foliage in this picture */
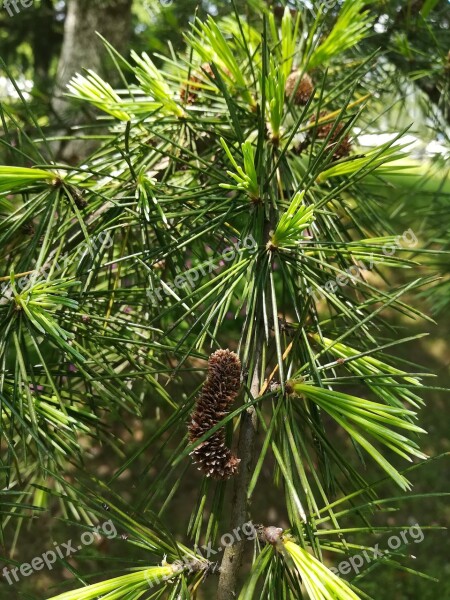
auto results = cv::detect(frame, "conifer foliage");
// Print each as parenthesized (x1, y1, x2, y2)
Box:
(0, 1, 446, 599)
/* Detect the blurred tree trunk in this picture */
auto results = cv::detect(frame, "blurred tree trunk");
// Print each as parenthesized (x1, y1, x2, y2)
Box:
(31, 0, 61, 96)
(53, 0, 132, 161)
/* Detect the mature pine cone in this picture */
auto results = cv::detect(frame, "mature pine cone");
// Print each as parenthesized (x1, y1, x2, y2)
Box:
(188, 349, 241, 479)
(285, 71, 314, 105)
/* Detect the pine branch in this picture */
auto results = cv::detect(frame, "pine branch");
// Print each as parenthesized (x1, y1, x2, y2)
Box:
(217, 206, 275, 598)
(217, 341, 261, 600)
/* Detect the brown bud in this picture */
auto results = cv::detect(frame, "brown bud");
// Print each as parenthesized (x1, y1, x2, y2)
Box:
(285, 71, 314, 105)
(257, 525, 284, 545)
(21, 222, 35, 236)
(52, 177, 63, 188)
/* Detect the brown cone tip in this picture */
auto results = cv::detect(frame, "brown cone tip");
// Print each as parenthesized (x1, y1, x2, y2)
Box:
(188, 350, 241, 479)
(285, 71, 314, 105)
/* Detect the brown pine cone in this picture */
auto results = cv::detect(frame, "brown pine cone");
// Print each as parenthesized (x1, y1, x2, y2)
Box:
(310, 112, 352, 159)
(188, 349, 241, 479)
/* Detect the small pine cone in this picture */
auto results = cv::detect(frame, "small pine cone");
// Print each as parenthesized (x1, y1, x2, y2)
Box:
(310, 112, 352, 159)
(74, 194, 87, 209)
(188, 349, 241, 479)
(310, 111, 338, 139)
(330, 134, 352, 160)
(180, 63, 216, 104)
(285, 71, 314, 105)
(180, 72, 203, 105)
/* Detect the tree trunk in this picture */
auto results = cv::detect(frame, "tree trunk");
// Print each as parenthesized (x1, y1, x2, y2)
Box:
(53, 0, 132, 161)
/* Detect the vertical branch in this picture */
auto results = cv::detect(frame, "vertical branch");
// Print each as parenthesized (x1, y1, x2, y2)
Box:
(217, 205, 274, 599)
(216, 344, 261, 600)
(218, 22, 274, 586)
